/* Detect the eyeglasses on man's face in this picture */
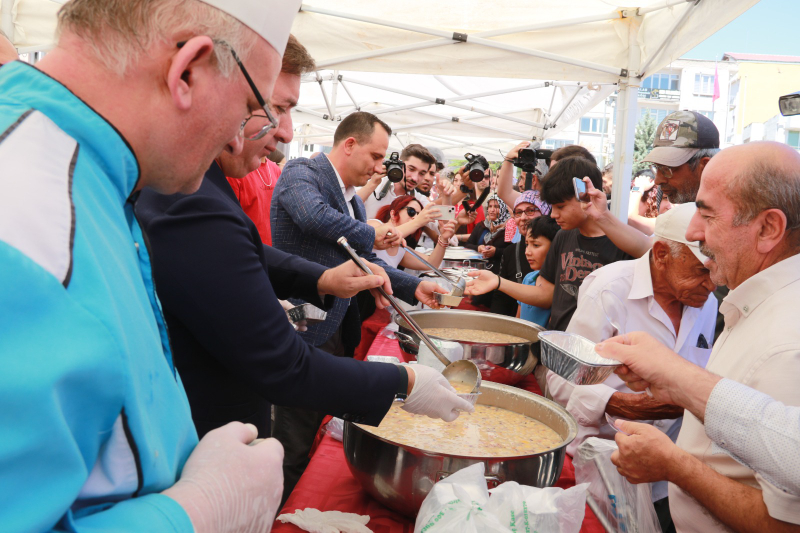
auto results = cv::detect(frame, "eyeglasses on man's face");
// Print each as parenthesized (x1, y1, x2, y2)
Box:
(177, 39, 279, 141)
(651, 164, 677, 180)
(513, 207, 539, 217)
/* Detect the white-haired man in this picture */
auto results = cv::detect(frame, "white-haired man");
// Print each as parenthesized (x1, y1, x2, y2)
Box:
(548, 203, 717, 532)
(0, 0, 299, 530)
(598, 142, 800, 532)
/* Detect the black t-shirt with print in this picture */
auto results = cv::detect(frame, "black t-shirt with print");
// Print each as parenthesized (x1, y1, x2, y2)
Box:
(540, 229, 631, 332)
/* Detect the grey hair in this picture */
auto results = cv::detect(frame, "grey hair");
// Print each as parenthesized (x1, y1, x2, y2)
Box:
(687, 148, 720, 171)
(56, 0, 257, 77)
(654, 237, 685, 258)
(727, 160, 800, 244)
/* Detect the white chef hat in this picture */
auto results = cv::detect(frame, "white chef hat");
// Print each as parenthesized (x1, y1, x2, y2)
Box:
(198, 0, 301, 56)
(654, 202, 708, 264)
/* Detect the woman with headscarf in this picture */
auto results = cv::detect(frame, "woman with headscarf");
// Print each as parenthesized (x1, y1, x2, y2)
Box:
(464, 195, 510, 266)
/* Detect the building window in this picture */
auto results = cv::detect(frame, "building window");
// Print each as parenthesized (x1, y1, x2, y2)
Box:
(580, 117, 607, 134)
(543, 139, 571, 149)
(788, 131, 800, 149)
(694, 74, 715, 95)
(642, 74, 679, 91)
(640, 108, 670, 124)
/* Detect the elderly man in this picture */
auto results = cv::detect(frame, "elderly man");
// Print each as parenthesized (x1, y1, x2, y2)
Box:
(547, 202, 717, 531)
(0, 0, 300, 530)
(597, 141, 800, 533)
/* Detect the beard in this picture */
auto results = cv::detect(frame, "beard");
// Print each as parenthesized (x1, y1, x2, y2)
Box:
(664, 185, 696, 204)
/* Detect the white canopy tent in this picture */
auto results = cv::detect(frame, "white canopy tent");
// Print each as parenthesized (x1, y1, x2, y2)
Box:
(3, 0, 760, 219)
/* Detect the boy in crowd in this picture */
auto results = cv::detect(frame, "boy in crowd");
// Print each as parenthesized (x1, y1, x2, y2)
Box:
(519, 216, 561, 326)
(467, 156, 630, 331)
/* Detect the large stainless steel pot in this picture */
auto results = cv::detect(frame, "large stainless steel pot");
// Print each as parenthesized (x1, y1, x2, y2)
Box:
(394, 310, 545, 385)
(442, 247, 488, 270)
(343, 382, 578, 517)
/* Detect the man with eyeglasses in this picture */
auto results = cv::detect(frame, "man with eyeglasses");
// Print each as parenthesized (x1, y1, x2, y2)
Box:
(0, 0, 303, 530)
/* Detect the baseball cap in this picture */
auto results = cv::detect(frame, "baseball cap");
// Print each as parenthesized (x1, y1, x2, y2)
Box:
(654, 202, 707, 264)
(427, 146, 446, 170)
(514, 190, 551, 216)
(199, 0, 301, 56)
(643, 110, 720, 167)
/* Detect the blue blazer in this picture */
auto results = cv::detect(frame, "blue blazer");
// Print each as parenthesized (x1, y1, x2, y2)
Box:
(135, 163, 401, 438)
(272, 154, 420, 347)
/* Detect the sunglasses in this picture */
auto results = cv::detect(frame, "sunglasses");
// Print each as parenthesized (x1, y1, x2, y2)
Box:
(177, 39, 279, 141)
(403, 206, 419, 217)
(513, 207, 539, 217)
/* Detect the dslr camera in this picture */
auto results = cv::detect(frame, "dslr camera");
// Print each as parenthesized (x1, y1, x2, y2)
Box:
(463, 152, 490, 182)
(513, 147, 553, 173)
(383, 152, 406, 183)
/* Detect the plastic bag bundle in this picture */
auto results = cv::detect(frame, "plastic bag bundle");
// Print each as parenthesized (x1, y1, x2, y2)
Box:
(414, 463, 589, 533)
(487, 481, 589, 533)
(413, 464, 510, 533)
(574, 437, 662, 533)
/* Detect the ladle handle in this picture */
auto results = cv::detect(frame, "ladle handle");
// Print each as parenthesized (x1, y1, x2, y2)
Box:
(337, 237, 451, 367)
(401, 244, 455, 287)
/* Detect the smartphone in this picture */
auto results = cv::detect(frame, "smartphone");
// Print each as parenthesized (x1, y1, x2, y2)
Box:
(438, 205, 456, 220)
(573, 177, 589, 203)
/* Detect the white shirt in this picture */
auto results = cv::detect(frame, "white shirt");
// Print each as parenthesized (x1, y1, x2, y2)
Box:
(705, 378, 800, 498)
(546, 252, 717, 501)
(671, 253, 800, 531)
(326, 154, 355, 218)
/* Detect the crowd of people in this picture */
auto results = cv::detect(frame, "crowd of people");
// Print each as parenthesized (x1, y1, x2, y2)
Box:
(1, 1, 799, 532)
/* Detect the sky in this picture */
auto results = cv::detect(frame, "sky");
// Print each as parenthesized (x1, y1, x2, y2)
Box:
(683, 0, 800, 60)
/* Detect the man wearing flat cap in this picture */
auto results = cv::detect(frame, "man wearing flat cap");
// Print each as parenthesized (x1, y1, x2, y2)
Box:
(0, 0, 302, 530)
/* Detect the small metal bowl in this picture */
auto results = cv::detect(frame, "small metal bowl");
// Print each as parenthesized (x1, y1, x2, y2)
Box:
(285, 303, 328, 325)
(538, 331, 620, 386)
(433, 292, 464, 307)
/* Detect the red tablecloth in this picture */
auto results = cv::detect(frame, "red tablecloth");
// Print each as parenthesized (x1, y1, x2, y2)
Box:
(274, 308, 603, 533)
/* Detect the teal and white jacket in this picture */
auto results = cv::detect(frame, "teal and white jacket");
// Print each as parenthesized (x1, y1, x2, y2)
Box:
(0, 61, 198, 531)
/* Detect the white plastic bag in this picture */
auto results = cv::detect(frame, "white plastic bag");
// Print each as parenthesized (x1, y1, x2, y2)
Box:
(413, 463, 511, 533)
(325, 417, 344, 442)
(486, 481, 589, 533)
(574, 437, 662, 533)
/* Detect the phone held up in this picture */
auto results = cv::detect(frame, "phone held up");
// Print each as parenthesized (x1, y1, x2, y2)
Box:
(438, 205, 456, 221)
(573, 177, 590, 203)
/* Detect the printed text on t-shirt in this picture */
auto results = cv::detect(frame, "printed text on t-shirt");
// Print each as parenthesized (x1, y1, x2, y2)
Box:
(560, 250, 606, 282)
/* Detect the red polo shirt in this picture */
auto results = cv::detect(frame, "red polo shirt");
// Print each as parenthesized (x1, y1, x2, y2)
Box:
(227, 160, 281, 245)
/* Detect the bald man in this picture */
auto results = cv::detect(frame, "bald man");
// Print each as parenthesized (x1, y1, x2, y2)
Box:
(0, 30, 18, 65)
(598, 142, 800, 533)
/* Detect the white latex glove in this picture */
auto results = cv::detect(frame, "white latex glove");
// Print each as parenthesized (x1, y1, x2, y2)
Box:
(277, 508, 372, 533)
(162, 422, 284, 533)
(402, 364, 475, 422)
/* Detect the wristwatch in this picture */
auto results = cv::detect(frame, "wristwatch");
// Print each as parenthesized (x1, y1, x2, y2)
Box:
(394, 365, 409, 402)
(631, 186, 642, 193)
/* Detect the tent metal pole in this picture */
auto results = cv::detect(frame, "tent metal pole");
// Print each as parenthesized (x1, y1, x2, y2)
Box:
(330, 70, 340, 115)
(444, 101, 546, 128)
(610, 12, 642, 222)
(467, 36, 624, 76)
(448, 82, 550, 102)
(393, 133, 406, 148)
(637, 0, 693, 16)
(393, 119, 452, 131)
(310, 9, 623, 69)
(372, 101, 438, 116)
(638, 1, 700, 77)
(316, 74, 336, 119)
(301, 5, 452, 39)
(339, 80, 361, 110)
(294, 105, 329, 119)
(548, 86, 582, 128)
(410, 132, 513, 155)
(546, 85, 558, 117)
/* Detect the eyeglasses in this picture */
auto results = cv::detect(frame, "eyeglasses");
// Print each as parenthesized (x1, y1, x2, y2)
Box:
(513, 207, 539, 217)
(177, 40, 279, 141)
(651, 164, 676, 180)
(403, 206, 419, 217)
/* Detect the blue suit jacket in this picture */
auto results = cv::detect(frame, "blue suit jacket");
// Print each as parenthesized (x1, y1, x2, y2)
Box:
(272, 154, 420, 346)
(135, 163, 401, 438)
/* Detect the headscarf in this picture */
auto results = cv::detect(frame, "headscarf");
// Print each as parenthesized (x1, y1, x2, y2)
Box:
(505, 190, 552, 242)
(482, 194, 509, 244)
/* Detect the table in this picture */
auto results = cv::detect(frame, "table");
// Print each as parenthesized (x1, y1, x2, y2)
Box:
(273, 308, 604, 533)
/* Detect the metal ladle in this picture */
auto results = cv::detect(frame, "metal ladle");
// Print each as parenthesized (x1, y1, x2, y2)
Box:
(401, 244, 466, 297)
(338, 237, 481, 394)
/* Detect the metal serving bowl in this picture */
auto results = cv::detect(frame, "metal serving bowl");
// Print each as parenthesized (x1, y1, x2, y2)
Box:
(394, 310, 545, 385)
(343, 381, 578, 517)
(538, 331, 621, 386)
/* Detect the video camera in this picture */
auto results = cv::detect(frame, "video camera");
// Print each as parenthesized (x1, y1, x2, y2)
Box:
(383, 152, 406, 183)
(513, 147, 553, 174)
(513, 146, 553, 191)
(464, 153, 490, 182)
(780, 91, 800, 116)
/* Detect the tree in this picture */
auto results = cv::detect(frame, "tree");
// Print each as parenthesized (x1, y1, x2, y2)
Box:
(632, 112, 657, 172)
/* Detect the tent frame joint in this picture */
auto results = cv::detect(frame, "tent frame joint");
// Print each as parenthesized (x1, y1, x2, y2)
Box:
(452, 32, 468, 42)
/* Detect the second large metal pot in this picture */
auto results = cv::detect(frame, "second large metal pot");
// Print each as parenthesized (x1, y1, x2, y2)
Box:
(343, 382, 578, 517)
(394, 309, 545, 385)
